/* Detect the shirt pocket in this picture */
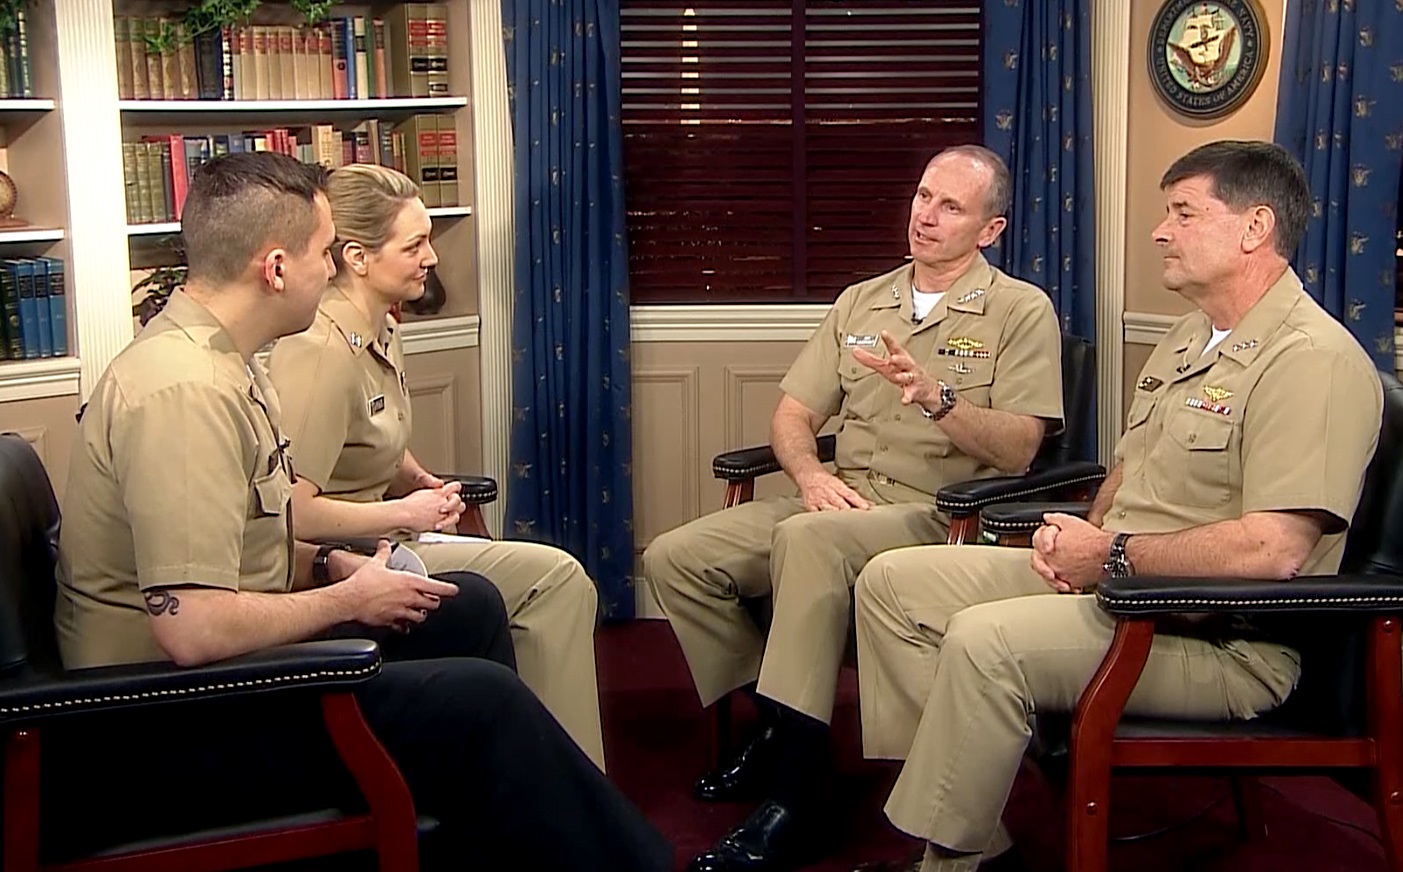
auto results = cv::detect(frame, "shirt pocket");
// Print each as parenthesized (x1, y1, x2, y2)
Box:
(1160, 408, 1236, 508)
(839, 350, 885, 419)
(251, 467, 292, 518)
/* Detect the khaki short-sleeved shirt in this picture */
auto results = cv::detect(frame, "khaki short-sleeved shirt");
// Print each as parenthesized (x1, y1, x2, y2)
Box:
(779, 255, 1064, 498)
(55, 292, 295, 669)
(1107, 269, 1383, 576)
(267, 287, 412, 504)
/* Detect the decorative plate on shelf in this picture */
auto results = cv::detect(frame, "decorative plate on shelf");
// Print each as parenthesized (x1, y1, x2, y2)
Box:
(0, 169, 19, 225)
(1148, 0, 1269, 120)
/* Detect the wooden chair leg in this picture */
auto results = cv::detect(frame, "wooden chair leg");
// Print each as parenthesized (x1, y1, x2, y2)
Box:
(1230, 776, 1268, 842)
(1367, 617, 1403, 870)
(722, 481, 754, 509)
(1066, 620, 1155, 872)
(4, 729, 41, 872)
(946, 514, 978, 545)
(321, 693, 419, 872)
(457, 505, 492, 539)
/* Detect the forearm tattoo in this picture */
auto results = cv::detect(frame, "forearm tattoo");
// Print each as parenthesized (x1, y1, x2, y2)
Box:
(144, 590, 180, 616)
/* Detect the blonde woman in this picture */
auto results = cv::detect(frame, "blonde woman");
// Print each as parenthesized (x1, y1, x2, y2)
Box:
(268, 164, 605, 770)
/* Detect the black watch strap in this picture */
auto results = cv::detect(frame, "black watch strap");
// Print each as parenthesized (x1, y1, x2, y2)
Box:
(312, 543, 341, 585)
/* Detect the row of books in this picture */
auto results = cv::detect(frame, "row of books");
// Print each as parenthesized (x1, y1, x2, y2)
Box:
(113, 5, 450, 102)
(123, 115, 461, 226)
(0, 12, 35, 99)
(0, 258, 67, 362)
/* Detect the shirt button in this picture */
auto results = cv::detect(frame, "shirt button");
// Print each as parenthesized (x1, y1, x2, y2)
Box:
(1187, 432, 1196, 444)
(879, 445, 888, 453)
(956, 377, 964, 385)
(850, 366, 858, 375)
(397, 412, 405, 421)
(894, 413, 902, 421)
(1118, 510, 1127, 518)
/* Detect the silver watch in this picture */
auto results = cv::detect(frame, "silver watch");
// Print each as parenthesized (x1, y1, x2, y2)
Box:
(921, 380, 958, 421)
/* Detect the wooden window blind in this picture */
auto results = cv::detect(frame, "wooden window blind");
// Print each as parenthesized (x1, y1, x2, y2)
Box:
(621, 0, 981, 303)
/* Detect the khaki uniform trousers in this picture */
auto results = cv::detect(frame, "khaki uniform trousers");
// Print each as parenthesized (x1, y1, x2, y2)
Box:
(407, 539, 605, 771)
(853, 545, 1301, 871)
(642, 471, 948, 723)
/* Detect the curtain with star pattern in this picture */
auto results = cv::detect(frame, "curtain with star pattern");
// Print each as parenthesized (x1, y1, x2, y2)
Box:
(1274, 0, 1403, 370)
(503, 0, 636, 619)
(981, 0, 1098, 460)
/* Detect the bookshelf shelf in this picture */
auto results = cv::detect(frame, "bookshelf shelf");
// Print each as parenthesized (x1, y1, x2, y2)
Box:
(128, 207, 470, 237)
(0, 227, 65, 244)
(127, 222, 179, 236)
(0, 355, 82, 403)
(119, 97, 468, 116)
(0, 99, 57, 113)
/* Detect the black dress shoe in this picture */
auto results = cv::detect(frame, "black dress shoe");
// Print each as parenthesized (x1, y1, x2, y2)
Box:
(695, 723, 781, 802)
(687, 799, 821, 872)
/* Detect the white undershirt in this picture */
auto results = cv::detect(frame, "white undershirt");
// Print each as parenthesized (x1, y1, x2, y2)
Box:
(912, 287, 946, 322)
(1200, 326, 1232, 358)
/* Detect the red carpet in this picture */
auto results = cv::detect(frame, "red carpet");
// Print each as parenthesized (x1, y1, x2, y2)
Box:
(597, 620, 1390, 872)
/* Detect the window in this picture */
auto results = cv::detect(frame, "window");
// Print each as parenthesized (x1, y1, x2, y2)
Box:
(621, 0, 981, 303)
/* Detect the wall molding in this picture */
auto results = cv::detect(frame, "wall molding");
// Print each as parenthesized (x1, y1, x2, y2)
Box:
(1091, 0, 1131, 468)
(632, 366, 702, 526)
(401, 315, 481, 356)
(470, 0, 514, 537)
(722, 365, 790, 450)
(0, 358, 83, 404)
(631, 304, 828, 343)
(406, 373, 460, 471)
(1123, 311, 1179, 346)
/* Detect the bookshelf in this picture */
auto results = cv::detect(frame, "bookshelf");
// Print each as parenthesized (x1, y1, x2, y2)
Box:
(0, 228, 65, 244)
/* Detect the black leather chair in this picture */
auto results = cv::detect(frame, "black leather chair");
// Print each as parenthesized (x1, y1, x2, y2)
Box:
(0, 433, 420, 872)
(711, 334, 1105, 543)
(440, 474, 498, 538)
(978, 371, 1403, 871)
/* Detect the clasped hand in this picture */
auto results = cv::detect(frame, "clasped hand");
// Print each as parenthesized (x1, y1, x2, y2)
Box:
(1030, 512, 1113, 593)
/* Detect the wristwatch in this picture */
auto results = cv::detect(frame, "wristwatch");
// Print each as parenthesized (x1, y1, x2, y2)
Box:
(312, 543, 344, 585)
(1102, 532, 1136, 578)
(920, 380, 958, 421)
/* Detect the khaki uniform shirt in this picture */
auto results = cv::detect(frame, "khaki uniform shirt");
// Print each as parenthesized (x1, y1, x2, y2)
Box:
(780, 255, 1064, 498)
(267, 287, 412, 505)
(1106, 269, 1383, 576)
(55, 292, 295, 669)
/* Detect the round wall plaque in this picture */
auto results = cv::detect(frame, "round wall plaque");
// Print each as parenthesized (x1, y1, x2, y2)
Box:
(1149, 0, 1269, 120)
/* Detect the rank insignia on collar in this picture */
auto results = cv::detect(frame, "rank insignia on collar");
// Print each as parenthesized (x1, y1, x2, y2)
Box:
(399, 371, 408, 394)
(955, 288, 985, 304)
(349, 332, 363, 349)
(1185, 397, 1231, 417)
(1202, 385, 1233, 403)
(1230, 339, 1259, 352)
(947, 336, 984, 351)
(1136, 376, 1163, 392)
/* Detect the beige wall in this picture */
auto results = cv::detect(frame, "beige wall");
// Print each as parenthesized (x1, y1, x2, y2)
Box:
(631, 340, 808, 551)
(404, 347, 483, 477)
(0, 395, 82, 504)
(1125, 0, 1287, 316)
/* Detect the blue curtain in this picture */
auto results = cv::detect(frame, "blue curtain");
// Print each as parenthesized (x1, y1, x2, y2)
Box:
(982, 0, 1097, 460)
(502, 0, 636, 619)
(1274, 0, 1402, 370)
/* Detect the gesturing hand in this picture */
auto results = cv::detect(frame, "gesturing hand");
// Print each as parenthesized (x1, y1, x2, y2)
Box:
(851, 331, 938, 407)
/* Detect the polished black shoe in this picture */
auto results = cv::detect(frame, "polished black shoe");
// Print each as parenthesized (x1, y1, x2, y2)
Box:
(694, 723, 781, 802)
(688, 800, 821, 872)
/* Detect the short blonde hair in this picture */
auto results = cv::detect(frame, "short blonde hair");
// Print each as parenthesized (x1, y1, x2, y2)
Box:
(325, 164, 421, 272)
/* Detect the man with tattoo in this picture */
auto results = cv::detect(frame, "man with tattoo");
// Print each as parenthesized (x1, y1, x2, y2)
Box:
(51, 152, 671, 871)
